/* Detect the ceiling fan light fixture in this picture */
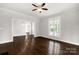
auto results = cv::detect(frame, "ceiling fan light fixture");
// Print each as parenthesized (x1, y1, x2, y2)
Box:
(32, 3, 48, 13)
(37, 8, 42, 11)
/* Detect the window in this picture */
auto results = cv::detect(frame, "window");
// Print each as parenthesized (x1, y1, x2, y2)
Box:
(48, 16, 61, 37)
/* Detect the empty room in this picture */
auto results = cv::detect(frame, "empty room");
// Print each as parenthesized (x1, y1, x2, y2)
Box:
(0, 3, 79, 55)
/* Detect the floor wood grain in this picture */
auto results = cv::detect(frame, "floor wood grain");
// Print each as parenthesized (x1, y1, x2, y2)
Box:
(0, 35, 79, 55)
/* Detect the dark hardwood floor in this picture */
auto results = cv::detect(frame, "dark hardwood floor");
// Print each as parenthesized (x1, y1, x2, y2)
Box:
(0, 35, 79, 55)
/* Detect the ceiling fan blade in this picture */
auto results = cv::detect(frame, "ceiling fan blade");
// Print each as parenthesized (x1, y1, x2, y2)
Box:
(42, 8, 48, 10)
(41, 3, 45, 7)
(32, 9, 37, 11)
(32, 4, 38, 7)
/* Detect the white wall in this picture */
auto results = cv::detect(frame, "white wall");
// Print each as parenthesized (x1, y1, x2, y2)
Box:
(0, 7, 39, 44)
(12, 17, 39, 37)
(38, 4, 79, 45)
(0, 8, 12, 44)
(61, 6, 79, 45)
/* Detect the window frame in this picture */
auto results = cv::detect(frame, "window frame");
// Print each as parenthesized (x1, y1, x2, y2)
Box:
(48, 16, 61, 38)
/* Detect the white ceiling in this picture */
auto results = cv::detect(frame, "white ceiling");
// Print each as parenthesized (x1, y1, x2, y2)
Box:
(0, 3, 77, 18)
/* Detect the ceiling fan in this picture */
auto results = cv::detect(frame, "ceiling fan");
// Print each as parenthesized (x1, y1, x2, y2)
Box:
(32, 3, 48, 13)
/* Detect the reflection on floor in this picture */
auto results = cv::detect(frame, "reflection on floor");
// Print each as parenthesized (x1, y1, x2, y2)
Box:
(0, 35, 79, 55)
